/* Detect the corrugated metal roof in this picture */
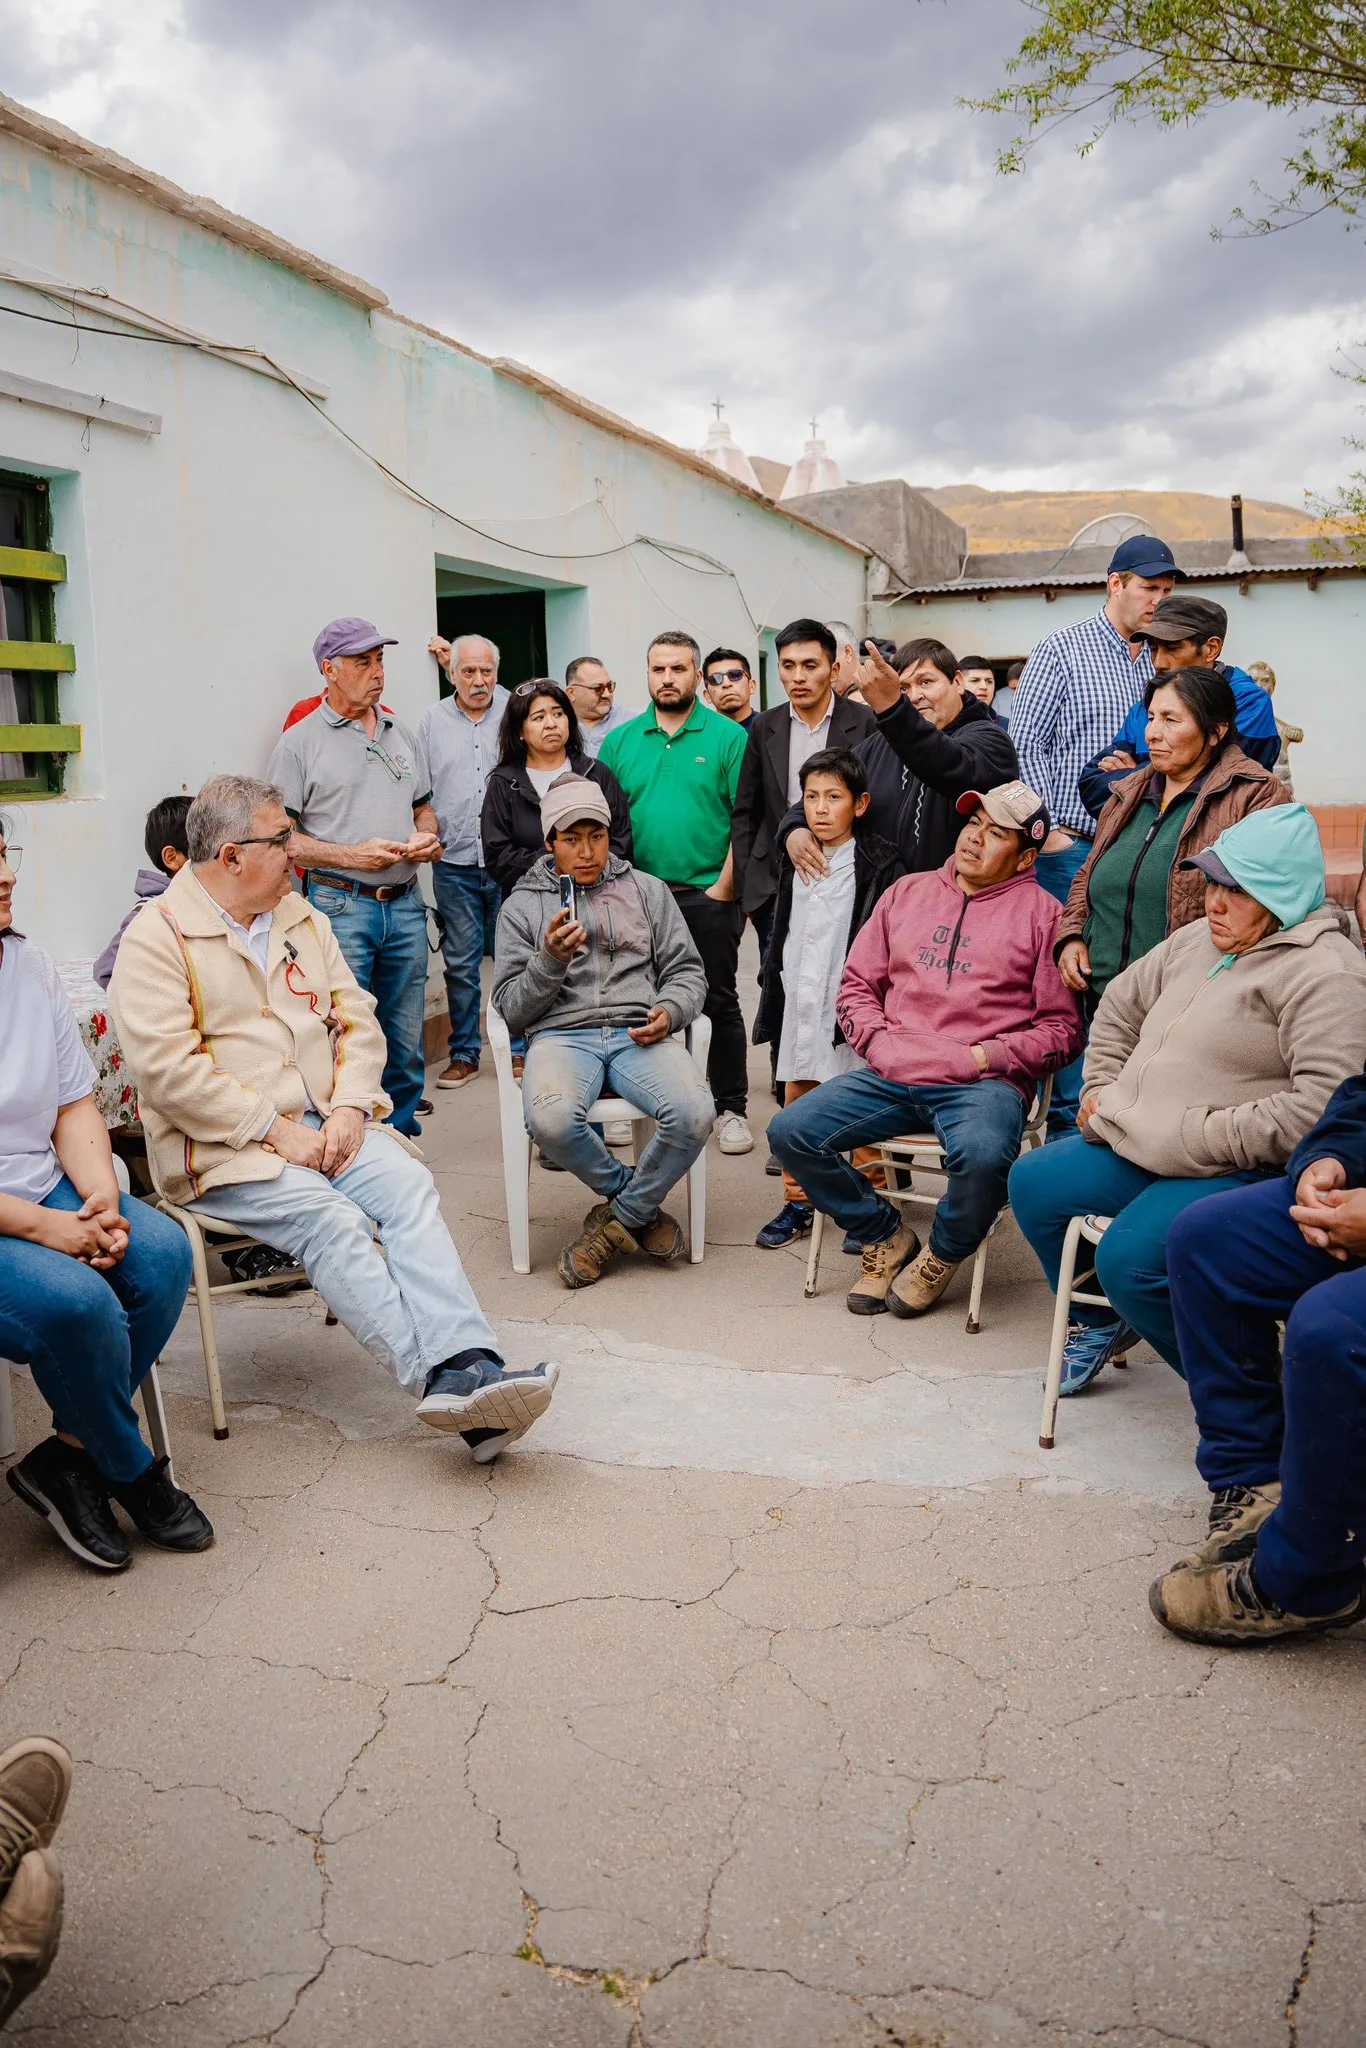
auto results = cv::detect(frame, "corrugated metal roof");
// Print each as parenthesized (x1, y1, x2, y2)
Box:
(893, 559, 1365, 599)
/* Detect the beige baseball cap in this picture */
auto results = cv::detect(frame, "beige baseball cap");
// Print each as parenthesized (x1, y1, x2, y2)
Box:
(955, 780, 1051, 846)
(540, 775, 613, 839)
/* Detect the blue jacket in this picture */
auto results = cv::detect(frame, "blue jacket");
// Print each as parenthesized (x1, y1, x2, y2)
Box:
(1287, 1071, 1366, 1189)
(1078, 664, 1280, 820)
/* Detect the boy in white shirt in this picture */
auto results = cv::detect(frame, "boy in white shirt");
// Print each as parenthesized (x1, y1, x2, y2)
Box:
(752, 749, 904, 1247)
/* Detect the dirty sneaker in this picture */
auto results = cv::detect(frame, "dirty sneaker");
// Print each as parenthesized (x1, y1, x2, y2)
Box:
(846, 1224, 919, 1316)
(1149, 1556, 1366, 1647)
(756, 1201, 814, 1249)
(887, 1244, 960, 1318)
(557, 1208, 641, 1286)
(714, 1112, 754, 1155)
(1057, 1318, 1128, 1395)
(1175, 1482, 1283, 1574)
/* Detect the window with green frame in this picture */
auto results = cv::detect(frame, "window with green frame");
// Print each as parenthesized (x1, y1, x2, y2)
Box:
(0, 469, 78, 801)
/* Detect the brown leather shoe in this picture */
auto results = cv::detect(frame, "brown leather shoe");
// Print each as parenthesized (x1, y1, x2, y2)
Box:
(437, 1059, 479, 1089)
(887, 1244, 960, 1318)
(557, 1209, 640, 1288)
(845, 1224, 918, 1315)
(0, 1739, 71, 1892)
(1176, 1482, 1283, 1574)
(511, 1055, 525, 1083)
(585, 1202, 683, 1262)
(0, 1847, 64, 2026)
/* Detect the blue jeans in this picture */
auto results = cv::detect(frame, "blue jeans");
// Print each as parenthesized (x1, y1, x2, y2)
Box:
(0, 1179, 192, 1481)
(432, 862, 501, 1066)
(307, 878, 429, 1137)
(767, 1070, 1028, 1262)
(522, 1028, 715, 1231)
(1008, 1134, 1266, 1371)
(192, 1125, 497, 1392)
(1168, 1178, 1366, 1616)
(1034, 833, 1092, 1139)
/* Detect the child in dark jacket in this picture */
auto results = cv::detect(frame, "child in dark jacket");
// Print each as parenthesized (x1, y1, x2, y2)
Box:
(752, 748, 905, 1248)
(93, 795, 192, 990)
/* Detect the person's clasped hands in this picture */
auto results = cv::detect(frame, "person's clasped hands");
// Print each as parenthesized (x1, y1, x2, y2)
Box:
(264, 1106, 366, 1179)
(1290, 1158, 1366, 1261)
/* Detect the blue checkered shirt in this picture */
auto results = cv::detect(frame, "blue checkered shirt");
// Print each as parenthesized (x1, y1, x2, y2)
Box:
(1010, 609, 1154, 837)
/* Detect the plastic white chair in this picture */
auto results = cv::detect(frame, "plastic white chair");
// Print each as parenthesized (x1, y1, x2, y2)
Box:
(803, 1076, 1053, 1330)
(0, 1156, 175, 1475)
(1038, 1212, 1128, 1449)
(487, 1000, 711, 1274)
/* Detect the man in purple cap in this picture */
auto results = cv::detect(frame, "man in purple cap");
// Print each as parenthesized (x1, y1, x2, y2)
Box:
(266, 620, 442, 1137)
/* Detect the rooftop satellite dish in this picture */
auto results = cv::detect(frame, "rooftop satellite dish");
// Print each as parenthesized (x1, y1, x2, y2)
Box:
(1066, 511, 1156, 551)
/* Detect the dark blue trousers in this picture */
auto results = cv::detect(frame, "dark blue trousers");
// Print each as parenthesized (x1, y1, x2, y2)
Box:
(1167, 1177, 1366, 1616)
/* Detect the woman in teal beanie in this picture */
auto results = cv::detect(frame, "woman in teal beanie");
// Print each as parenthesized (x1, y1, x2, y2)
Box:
(1010, 804, 1366, 1397)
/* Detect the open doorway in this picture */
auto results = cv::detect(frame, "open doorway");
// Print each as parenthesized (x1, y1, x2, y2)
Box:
(436, 589, 547, 696)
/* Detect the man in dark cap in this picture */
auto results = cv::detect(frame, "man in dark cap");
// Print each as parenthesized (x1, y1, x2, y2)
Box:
(266, 619, 442, 1138)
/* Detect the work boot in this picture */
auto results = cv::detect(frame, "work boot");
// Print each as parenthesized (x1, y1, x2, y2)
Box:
(845, 1225, 918, 1316)
(108, 1458, 215, 1553)
(0, 1740, 72, 1891)
(584, 1202, 683, 1262)
(1150, 1556, 1366, 1647)
(0, 1847, 63, 2026)
(887, 1244, 960, 1318)
(558, 1209, 640, 1288)
(7, 1439, 130, 1573)
(1176, 1482, 1283, 1574)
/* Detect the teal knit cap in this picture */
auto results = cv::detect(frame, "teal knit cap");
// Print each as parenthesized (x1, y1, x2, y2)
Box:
(1183, 802, 1327, 929)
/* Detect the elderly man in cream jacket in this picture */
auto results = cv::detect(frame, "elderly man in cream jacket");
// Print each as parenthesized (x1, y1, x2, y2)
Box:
(110, 774, 557, 1460)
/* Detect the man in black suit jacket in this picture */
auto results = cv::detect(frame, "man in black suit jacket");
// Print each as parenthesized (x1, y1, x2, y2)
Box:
(730, 618, 875, 955)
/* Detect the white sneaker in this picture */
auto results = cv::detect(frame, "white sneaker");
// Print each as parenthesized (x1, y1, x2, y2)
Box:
(603, 1119, 635, 1147)
(714, 1111, 753, 1155)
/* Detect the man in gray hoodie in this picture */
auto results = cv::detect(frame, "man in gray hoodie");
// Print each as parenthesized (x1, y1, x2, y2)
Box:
(492, 778, 713, 1288)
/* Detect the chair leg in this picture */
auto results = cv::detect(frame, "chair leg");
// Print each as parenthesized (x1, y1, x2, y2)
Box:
(180, 1213, 230, 1440)
(507, 1133, 533, 1276)
(139, 1366, 174, 1479)
(0, 1365, 15, 1461)
(965, 1235, 989, 1335)
(687, 1147, 707, 1263)
(804, 1210, 826, 1298)
(1039, 1214, 1085, 1450)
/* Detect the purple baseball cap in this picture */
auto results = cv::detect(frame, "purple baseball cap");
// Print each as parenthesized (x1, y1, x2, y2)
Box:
(312, 617, 398, 670)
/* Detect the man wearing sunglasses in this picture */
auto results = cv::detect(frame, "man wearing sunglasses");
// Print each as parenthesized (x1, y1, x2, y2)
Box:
(267, 619, 443, 1139)
(702, 648, 757, 731)
(565, 655, 632, 757)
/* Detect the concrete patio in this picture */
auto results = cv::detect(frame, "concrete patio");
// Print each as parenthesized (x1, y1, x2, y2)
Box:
(3, 1012, 1364, 2047)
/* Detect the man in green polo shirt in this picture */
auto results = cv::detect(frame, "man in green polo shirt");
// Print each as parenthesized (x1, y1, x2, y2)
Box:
(599, 631, 753, 1153)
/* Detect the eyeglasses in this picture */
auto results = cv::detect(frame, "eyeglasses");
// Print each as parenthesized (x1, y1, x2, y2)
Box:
(0, 845, 21, 873)
(707, 669, 748, 685)
(234, 829, 293, 850)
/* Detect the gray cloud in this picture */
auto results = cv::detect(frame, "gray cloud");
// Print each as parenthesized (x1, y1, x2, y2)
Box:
(4, 0, 1361, 501)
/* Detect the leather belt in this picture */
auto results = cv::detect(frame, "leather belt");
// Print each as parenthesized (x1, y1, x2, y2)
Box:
(312, 871, 416, 903)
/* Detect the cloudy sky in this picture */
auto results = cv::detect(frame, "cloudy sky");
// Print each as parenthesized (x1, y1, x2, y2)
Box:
(4, 0, 1363, 504)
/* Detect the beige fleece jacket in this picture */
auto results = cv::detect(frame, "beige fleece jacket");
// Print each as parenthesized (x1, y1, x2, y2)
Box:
(1082, 906, 1366, 1178)
(109, 866, 392, 1204)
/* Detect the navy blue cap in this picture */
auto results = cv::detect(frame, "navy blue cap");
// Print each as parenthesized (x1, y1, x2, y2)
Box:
(1107, 534, 1182, 580)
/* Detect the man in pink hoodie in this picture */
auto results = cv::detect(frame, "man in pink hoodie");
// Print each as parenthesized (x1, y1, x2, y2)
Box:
(768, 782, 1084, 1317)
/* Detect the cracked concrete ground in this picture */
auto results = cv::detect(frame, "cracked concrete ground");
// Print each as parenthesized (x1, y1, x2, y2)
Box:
(3, 985, 1365, 2046)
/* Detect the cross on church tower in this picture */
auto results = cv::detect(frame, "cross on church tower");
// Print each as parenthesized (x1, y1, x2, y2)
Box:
(712, 397, 725, 422)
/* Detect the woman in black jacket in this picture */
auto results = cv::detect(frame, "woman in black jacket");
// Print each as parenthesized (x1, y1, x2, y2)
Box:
(480, 679, 632, 895)
(777, 638, 1018, 883)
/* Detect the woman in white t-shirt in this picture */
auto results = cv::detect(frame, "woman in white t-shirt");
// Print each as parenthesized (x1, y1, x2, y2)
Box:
(0, 817, 212, 1574)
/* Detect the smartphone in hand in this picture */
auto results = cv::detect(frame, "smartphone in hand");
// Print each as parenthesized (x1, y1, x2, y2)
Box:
(558, 874, 577, 924)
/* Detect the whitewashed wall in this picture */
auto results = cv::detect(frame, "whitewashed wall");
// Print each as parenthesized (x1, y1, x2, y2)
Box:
(0, 130, 868, 958)
(878, 575, 1366, 807)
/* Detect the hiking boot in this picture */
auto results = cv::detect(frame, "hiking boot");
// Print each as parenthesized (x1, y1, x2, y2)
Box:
(558, 1208, 640, 1286)
(887, 1244, 960, 1318)
(1149, 1556, 1366, 1647)
(846, 1225, 919, 1316)
(0, 1847, 63, 2027)
(418, 1356, 558, 1434)
(1176, 1482, 1283, 1573)
(756, 1201, 814, 1249)
(0, 1740, 72, 1891)
(437, 1059, 479, 1089)
(7, 1439, 130, 1572)
(584, 1202, 682, 1262)
(109, 1458, 215, 1552)
(1057, 1318, 1128, 1395)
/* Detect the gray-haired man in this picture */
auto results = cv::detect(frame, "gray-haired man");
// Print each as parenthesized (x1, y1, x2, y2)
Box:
(418, 635, 510, 1089)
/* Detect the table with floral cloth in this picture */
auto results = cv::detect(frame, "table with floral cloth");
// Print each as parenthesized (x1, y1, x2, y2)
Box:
(55, 960, 139, 1130)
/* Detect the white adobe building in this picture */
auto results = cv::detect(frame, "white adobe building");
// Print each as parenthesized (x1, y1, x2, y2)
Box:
(0, 93, 871, 959)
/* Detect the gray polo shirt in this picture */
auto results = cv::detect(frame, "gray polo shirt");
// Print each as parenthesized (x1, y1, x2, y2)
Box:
(267, 702, 432, 887)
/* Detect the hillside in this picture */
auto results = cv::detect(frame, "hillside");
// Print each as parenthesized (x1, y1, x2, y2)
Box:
(914, 485, 1321, 553)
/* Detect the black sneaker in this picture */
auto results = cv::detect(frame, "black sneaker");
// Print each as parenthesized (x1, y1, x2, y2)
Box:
(764, 1151, 783, 1178)
(460, 1425, 527, 1464)
(222, 1243, 310, 1295)
(108, 1458, 215, 1552)
(756, 1201, 814, 1249)
(416, 1358, 560, 1434)
(7, 1439, 130, 1572)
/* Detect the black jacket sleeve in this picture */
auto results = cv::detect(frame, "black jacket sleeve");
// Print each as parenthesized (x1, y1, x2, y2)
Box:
(1079, 747, 1131, 821)
(874, 696, 1018, 798)
(729, 721, 765, 890)
(1286, 1071, 1366, 1188)
(481, 773, 537, 895)
(589, 759, 634, 866)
